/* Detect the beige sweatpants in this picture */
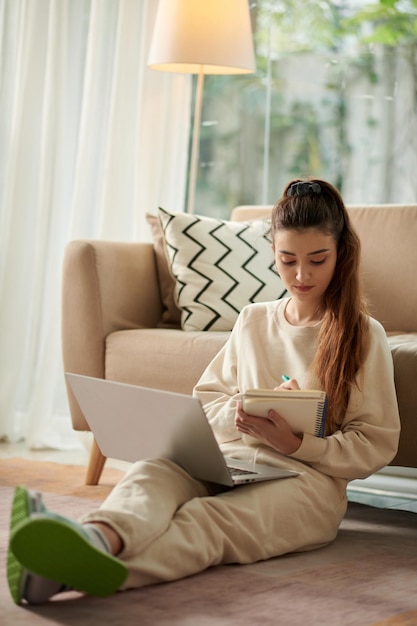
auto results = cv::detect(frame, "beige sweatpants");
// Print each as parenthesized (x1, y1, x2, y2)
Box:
(81, 456, 347, 590)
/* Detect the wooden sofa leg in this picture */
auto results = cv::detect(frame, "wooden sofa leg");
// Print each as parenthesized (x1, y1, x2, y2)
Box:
(85, 438, 107, 485)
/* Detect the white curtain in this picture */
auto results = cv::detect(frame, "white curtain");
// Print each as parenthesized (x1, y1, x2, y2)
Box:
(0, 0, 190, 449)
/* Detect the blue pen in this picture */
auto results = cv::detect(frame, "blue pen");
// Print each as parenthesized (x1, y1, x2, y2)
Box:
(282, 374, 290, 382)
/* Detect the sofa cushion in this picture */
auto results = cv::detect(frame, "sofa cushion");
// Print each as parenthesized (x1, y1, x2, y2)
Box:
(105, 328, 229, 395)
(233, 204, 417, 334)
(146, 213, 182, 328)
(158, 207, 287, 331)
(347, 205, 417, 333)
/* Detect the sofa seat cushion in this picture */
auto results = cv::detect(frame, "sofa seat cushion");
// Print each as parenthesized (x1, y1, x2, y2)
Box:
(387, 333, 417, 468)
(105, 328, 230, 395)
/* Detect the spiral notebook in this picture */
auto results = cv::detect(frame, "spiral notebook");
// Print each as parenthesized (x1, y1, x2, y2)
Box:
(241, 389, 328, 438)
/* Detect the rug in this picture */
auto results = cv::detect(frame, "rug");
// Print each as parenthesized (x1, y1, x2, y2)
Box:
(0, 457, 124, 500)
(1, 458, 417, 626)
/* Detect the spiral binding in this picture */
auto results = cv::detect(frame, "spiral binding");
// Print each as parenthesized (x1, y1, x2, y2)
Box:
(315, 394, 328, 438)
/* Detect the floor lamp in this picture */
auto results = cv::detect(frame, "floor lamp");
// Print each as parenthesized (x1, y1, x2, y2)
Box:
(148, 0, 256, 214)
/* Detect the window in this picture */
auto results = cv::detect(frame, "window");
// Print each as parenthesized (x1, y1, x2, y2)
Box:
(191, 0, 417, 218)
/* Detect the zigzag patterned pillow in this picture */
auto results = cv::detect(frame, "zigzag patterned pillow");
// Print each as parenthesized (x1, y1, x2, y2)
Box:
(158, 207, 287, 331)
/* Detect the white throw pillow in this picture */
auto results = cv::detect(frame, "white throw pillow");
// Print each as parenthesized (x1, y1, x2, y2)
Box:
(158, 207, 287, 332)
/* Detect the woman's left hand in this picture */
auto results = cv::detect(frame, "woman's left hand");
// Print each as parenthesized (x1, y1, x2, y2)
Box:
(235, 402, 302, 455)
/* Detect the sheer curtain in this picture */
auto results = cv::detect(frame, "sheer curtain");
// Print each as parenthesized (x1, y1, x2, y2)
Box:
(0, 0, 190, 449)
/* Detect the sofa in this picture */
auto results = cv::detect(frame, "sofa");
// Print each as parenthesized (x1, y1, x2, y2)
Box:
(62, 204, 417, 484)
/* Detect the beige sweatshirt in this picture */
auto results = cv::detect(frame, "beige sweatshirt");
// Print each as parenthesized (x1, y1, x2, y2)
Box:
(194, 298, 400, 482)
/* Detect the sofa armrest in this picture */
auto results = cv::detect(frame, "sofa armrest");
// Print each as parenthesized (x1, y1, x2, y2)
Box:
(62, 240, 162, 429)
(388, 335, 417, 468)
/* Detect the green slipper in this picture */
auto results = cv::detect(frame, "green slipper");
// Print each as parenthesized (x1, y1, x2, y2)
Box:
(9, 499, 128, 599)
(7, 485, 60, 604)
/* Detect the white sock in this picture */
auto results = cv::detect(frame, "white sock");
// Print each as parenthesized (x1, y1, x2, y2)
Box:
(83, 524, 112, 554)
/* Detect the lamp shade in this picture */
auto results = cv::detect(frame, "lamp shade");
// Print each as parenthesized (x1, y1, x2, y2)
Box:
(148, 0, 256, 75)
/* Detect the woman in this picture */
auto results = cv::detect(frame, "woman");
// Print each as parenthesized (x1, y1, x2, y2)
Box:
(8, 179, 400, 605)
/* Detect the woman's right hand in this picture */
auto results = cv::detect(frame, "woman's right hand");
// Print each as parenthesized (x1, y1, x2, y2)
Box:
(274, 377, 300, 391)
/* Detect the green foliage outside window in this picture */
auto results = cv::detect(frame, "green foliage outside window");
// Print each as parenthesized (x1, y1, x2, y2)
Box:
(191, 0, 417, 218)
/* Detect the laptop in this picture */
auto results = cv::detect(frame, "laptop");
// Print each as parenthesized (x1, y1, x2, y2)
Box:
(66, 373, 299, 487)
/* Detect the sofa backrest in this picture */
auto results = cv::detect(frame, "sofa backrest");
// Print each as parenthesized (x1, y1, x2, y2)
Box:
(232, 204, 417, 334)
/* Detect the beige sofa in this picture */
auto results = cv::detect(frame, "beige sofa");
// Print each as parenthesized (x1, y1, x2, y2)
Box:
(62, 204, 417, 484)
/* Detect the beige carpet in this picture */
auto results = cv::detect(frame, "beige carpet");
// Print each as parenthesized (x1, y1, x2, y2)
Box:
(0, 457, 125, 499)
(1, 458, 417, 626)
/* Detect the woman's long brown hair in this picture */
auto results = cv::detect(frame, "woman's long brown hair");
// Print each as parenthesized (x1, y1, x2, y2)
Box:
(271, 178, 370, 433)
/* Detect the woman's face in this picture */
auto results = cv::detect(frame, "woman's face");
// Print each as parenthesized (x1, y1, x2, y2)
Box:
(273, 227, 338, 306)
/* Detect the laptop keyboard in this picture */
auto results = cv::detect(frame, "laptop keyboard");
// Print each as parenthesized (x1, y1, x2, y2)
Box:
(228, 466, 258, 477)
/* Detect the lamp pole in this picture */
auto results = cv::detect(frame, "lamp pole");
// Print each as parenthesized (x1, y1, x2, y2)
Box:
(187, 68, 204, 214)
